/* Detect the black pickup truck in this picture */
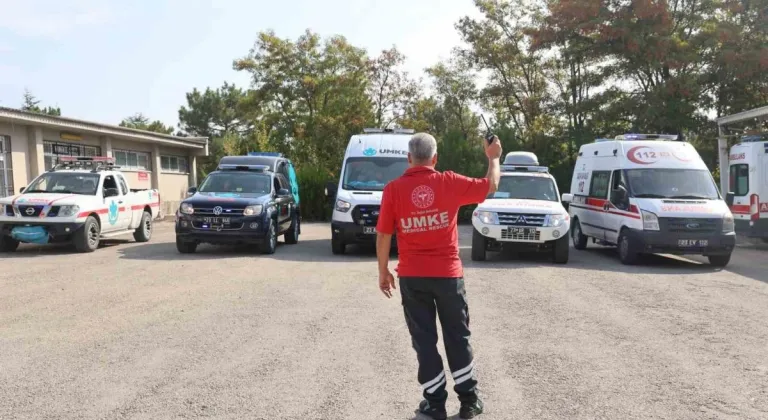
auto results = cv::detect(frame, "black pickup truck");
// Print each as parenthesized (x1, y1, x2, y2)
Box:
(174, 159, 300, 254)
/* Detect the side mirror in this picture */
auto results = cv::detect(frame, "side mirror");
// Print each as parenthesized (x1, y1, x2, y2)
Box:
(325, 181, 338, 198)
(561, 193, 573, 203)
(725, 192, 735, 207)
(19, 187, 25, 193)
(187, 186, 197, 195)
(104, 188, 120, 198)
(277, 188, 291, 197)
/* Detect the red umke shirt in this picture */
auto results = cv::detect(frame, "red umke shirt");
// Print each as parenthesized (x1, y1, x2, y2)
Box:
(376, 166, 489, 278)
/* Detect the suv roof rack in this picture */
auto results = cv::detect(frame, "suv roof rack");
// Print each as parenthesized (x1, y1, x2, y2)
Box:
(501, 165, 549, 173)
(247, 152, 284, 157)
(362, 127, 415, 134)
(51, 156, 119, 173)
(218, 164, 271, 172)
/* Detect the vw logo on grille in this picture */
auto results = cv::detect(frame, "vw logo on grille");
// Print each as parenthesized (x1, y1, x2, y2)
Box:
(212, 206, 223, 216)
(686, 223, 700, 229)
(25, 207, 35, 216)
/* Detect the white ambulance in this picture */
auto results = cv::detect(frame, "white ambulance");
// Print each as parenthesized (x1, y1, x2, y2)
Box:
(325, 128, 413, 254)
(561, 134, 736, 266)
(726, 133, 768, 241)
(471, 152, 570, 263)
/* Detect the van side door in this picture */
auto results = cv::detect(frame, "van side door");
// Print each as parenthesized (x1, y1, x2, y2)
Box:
(729, 163, 750, 223)
(583, 170, 611, 240)
(605, 170, 629, 243)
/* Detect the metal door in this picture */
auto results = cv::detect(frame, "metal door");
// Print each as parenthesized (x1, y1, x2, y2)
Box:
(0, 135, 13, 198)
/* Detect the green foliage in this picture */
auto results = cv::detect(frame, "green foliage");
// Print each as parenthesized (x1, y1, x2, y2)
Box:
(295, 165, 333, 221)
(119, 113, 174, 134)
(21, 89, 61, 116)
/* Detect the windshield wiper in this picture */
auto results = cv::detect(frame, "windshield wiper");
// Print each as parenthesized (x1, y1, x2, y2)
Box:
(633, 193, 668, 198)
(667, 195, 714, 200)
(22, 189, 48, 193)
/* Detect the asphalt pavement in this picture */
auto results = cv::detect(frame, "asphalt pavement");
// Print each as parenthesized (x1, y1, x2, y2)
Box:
(1, 222, 767, 420)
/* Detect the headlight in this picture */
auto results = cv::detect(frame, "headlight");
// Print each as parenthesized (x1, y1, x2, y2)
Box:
(180, 202, 194, 214)
(641, 210, 659, 231)
(722, 213, 735, 233)
(544, 213, 569, 227)
(475, 210, 498, 225)
(57, 205, 80, 217)
(335, 199, 351, 213)
(243, 205, 263, 216)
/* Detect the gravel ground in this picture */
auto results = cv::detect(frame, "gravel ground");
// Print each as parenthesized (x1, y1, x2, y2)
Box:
(1, 222, 767, 420)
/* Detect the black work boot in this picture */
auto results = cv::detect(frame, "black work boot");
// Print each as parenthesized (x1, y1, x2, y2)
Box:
(459, 398, 484, 419)
(418, 399, 447, 420)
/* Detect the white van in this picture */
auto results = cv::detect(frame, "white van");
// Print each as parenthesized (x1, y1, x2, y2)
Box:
(726, 134, 768, 241)
(325, 128, 413, 254)
(562, 134, 736, 266)
(471, 152, 570, 263)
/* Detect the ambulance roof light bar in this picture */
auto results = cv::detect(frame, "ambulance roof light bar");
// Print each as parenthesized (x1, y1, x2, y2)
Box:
(615, 133, 680, 141)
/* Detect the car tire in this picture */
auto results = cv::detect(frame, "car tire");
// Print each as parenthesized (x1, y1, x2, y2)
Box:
(617, 229, 639, 265)
(74, 216, 100, 253)
(471, 228, 487, 261)
(133, 211, 152, 242)
(176, 236, 197, 254)
(260, 220, 278, 254)
(331, 232, 346, 255)
(284, 214, 299, 245)
(552, 234, 569, 264)
(571, 219, 588, 250)
(708, 254, 731, 267)
(0, 235, 19, 252)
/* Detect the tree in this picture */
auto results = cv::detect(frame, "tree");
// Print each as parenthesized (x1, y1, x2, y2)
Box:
(21, 89, 61, 116)
(426, 57, 478, 140)
(178, 82, 253, 138)
(234, 29, 374, 174)
(456, 0, 553, 146)
(368, 47, 422, 128)
(119, 113, 174, 134)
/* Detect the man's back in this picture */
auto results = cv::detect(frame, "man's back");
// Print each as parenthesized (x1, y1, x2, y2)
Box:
(378, 167, 488, 278)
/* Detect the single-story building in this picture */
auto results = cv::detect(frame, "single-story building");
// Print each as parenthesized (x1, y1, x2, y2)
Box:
(0, 106, 208, 215)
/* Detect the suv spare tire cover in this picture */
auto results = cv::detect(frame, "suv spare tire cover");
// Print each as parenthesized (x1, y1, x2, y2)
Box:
(287, 161, 300, 204)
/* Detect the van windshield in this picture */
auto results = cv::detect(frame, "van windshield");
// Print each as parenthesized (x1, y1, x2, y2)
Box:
(488, 176, 558, 201)
(626, 169, 720, 200)
(342, 157, 408, 191)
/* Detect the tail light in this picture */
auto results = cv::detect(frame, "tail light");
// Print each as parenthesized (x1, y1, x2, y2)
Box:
(750, 194, 760, 222)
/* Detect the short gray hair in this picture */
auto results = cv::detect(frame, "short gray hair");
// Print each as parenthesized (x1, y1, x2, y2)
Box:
(409, 133, 437, 162)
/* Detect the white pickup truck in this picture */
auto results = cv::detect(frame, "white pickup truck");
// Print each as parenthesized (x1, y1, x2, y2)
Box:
(471, 152, 571, 264)
(0, 156, 161, 253)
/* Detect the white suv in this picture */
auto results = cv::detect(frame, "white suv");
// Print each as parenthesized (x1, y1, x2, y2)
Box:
(471, 152, 570, 263)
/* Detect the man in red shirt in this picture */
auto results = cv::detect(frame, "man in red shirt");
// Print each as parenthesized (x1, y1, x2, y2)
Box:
(376, 132, 502, 419)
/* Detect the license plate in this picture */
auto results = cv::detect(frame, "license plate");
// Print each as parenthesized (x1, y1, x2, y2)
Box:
(678, 239, 708, 247)
(202, 217, 230, 224)
(363, 227, 376, 234)
(507, 227, 537, 235)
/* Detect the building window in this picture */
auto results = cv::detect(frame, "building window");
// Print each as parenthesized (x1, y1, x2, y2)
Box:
(161, 155, 188, 173)
(114, 149, 151, 171)
(44, 141, 101, 171)
(0, 135, 13, 197)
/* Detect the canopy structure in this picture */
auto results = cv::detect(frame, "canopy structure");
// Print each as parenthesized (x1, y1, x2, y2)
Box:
(716, 106, 768, 193)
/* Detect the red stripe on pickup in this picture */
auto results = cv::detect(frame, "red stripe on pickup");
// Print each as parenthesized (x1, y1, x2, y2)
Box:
(77, 208, 109, 218)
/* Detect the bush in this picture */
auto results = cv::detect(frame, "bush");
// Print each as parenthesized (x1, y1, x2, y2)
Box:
(296, 165, 333, 222)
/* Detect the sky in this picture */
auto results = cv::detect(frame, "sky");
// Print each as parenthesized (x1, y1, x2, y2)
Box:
(0, 0, 482, 130)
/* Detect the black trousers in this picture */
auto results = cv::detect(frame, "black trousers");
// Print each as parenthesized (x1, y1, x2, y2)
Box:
(399, 277, 479, 406)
